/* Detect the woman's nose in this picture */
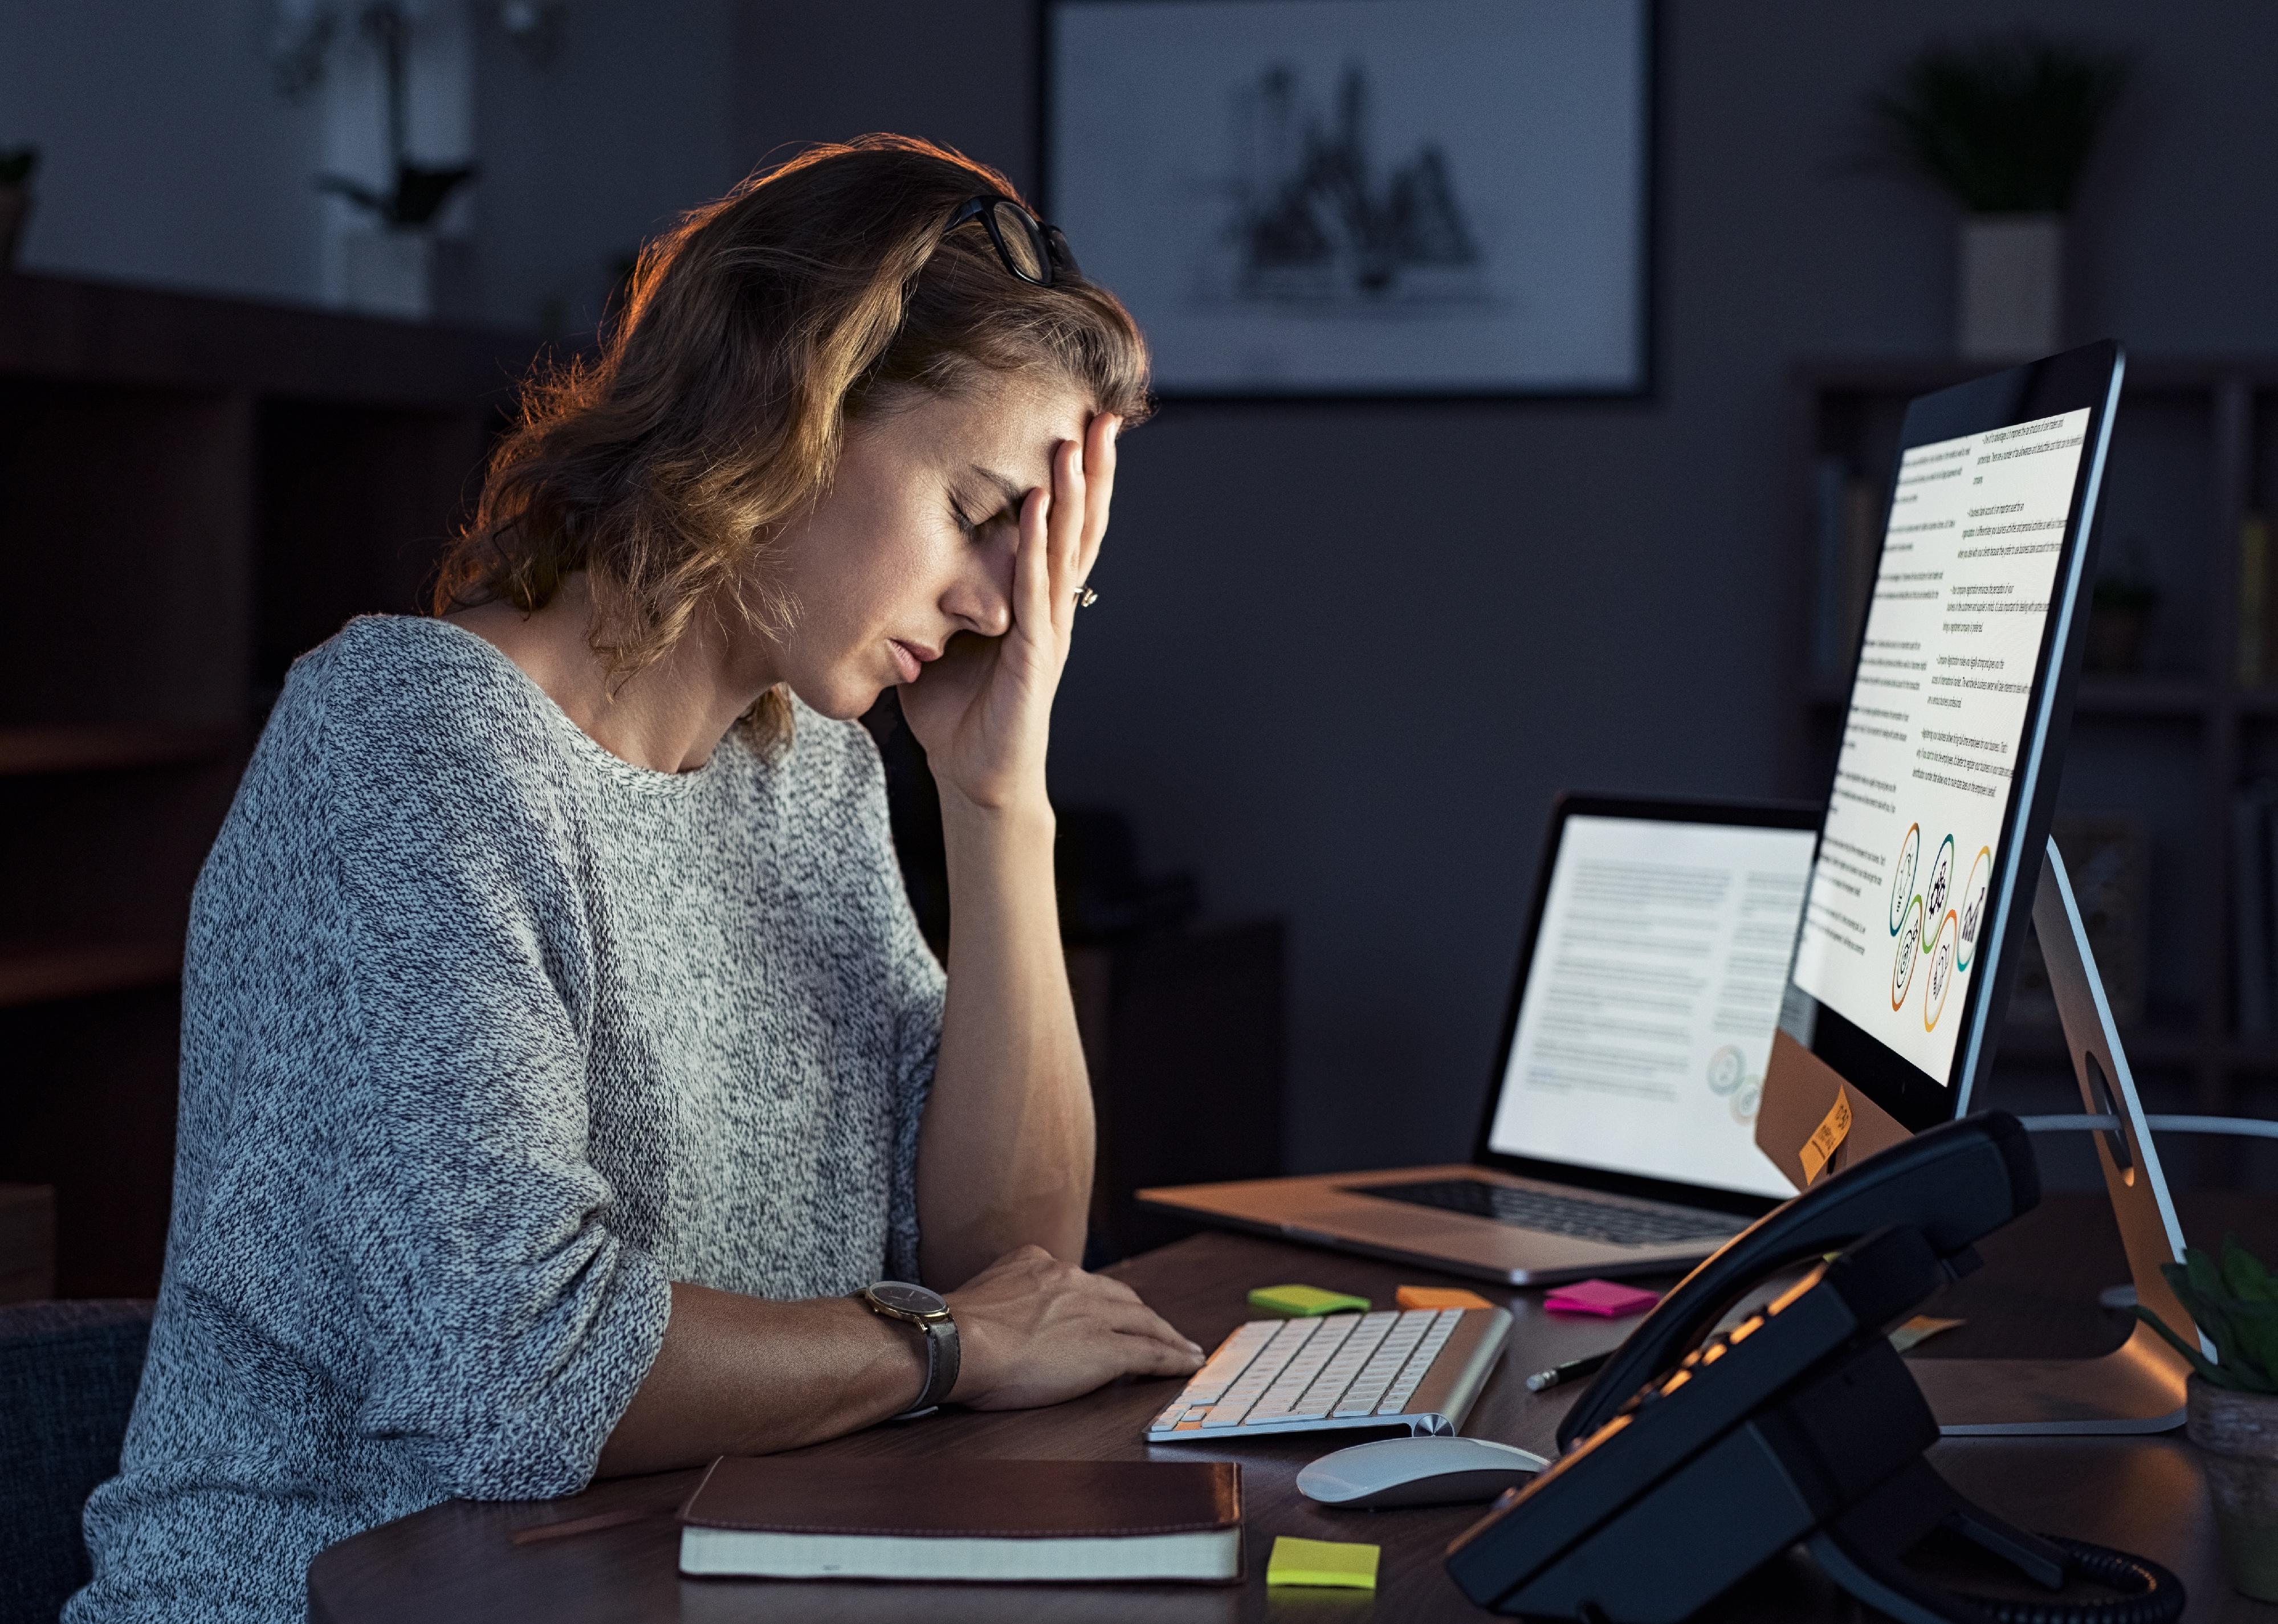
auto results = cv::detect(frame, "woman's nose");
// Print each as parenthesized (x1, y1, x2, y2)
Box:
(944, 553, 1014, 639)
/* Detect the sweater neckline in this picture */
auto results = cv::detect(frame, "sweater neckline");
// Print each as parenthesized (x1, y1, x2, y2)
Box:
(409, 616, 749, 795)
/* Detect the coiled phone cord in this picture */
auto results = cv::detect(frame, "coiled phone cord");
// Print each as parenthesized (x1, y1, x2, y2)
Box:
(1808, 1524, 2186, 1624)
(1967, 1533, 2185, 1624)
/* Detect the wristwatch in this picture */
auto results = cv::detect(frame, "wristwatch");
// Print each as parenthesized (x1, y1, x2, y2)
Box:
(859, 1280, 960, 1419)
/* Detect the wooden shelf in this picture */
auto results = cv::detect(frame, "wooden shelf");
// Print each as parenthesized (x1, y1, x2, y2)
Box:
(0, 271, 540, 410)
(0, 724, 236, 776)
(0, 273, 544, 1295)
(0, 942, 181, 1008)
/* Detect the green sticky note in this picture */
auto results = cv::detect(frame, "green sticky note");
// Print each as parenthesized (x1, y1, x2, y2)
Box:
(1268, 1535, 1380, 1590)
(1248, 1284, 1371, 1317)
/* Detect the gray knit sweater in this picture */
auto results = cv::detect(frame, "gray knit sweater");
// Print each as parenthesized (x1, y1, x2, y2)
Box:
(67, 616, 946, 1623)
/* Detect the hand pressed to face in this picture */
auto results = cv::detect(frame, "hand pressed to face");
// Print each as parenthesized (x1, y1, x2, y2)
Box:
(767, 379, 1118, 811)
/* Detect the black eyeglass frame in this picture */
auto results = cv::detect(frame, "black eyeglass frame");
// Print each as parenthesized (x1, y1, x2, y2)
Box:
(944, 194, 1082, 287)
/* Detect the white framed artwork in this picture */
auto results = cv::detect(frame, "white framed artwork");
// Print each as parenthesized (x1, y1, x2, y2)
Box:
(1045, 0, 1654, 397)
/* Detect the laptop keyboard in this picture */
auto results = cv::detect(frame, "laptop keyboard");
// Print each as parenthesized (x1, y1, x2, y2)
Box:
(1351, 1178, 1745, 1247)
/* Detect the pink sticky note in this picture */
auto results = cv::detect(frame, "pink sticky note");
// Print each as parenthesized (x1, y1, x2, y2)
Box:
(1543, 1279, 1661, 1318)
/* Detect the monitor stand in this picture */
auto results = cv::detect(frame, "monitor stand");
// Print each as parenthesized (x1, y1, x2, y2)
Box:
(1907, 837, 2195, 1436)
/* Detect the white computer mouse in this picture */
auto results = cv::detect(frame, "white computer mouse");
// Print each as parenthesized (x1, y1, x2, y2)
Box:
(1295, 1435, 1549, 1509)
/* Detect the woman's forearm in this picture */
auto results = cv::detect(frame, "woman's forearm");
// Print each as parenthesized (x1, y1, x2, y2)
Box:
(594, 1284, 927, 1476)
(917, 793, 1095, 1286)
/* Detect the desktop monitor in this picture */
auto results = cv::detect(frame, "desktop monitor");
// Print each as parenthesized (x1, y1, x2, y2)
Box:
(1758, 341, 2127, 1182)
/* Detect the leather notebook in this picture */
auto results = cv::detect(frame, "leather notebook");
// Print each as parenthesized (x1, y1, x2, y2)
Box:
(677, 1456, 1244, 1584)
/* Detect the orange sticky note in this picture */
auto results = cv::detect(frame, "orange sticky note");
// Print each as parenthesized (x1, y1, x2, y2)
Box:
(1799, 1089, 1853, 1185)
(1397, 1285, 1495, 1311)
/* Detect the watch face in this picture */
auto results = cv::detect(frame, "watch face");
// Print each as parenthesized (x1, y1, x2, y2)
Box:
(869, 1282, 946, 1317)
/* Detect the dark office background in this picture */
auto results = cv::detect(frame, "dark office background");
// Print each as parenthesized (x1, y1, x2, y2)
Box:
(7, 0, 2277, 1187)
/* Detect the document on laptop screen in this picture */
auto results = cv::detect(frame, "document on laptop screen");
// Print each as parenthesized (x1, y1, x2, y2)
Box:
(1788, 409, 2091, 1086)
(1485, 816, 1814, 1200)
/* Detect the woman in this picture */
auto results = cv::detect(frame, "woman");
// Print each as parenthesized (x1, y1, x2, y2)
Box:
(70, 136, 1205, 1623)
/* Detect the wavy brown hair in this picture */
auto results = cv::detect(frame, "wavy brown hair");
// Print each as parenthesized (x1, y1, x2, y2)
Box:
(433, 134, 1151, 745)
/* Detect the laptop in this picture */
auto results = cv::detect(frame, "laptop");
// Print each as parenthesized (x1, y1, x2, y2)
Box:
(1138, 794, 1821, 1284)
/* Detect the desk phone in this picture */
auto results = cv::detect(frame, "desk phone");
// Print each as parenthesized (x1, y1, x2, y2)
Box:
(1445, 1113, 2186, 1623)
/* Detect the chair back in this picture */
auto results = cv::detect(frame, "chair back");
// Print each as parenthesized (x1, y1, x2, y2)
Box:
(0, 1300, 154, 1624)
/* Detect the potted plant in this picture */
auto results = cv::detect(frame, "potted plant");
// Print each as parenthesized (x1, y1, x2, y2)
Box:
(0, 145, 38, 270)
(1871, 33, 2130, 359)
(316, 3, 479, 320)
(2136, 1237, 2278, 1600)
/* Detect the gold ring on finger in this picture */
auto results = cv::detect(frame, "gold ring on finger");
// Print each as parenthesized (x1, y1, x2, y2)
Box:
(1074, 586, 1099, 609)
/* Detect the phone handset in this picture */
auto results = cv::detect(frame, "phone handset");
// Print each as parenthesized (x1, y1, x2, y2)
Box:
(1554, 1111, 2041, 1453)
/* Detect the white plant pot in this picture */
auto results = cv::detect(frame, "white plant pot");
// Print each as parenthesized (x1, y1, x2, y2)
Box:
(341, 229, 478, 323)
(1957, 213, 2064, 361)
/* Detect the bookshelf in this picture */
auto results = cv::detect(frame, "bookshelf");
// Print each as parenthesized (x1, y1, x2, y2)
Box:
(1790, 357, 2278, 1188)
(0, 272, 537, 1294)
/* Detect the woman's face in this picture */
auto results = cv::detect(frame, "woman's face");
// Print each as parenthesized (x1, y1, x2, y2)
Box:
(765, 378, 1092, 720)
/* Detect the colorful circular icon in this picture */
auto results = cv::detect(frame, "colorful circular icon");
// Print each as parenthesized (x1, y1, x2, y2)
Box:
(1889, 823, 1921, 935)
(1924, 910, 1960, 1031)
(1957, 847, 1993, 970)
(1892, 895, 1925, 1009)
(1921, 836, 1955, 952)
(1732, 1077, 1762, 1124)
(1707, 1044, 1744, 1096)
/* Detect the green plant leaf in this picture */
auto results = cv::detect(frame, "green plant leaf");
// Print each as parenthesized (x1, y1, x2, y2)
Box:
(2221, 1235, 2278, 1304)
(2235, 1313, 2278, 1392)
(2136, 1304, 2238, 1388)
(2185, 1245, 2229, 1304)
(2159, 1246, 2278, 1390)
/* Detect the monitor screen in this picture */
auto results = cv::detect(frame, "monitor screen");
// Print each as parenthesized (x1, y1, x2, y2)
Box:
(1780, 343, 2124, 1131)
(1483, 811, 1816, 1201)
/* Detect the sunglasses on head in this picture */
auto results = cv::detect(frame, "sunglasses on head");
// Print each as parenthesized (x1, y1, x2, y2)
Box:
(944, 195, 1082, 287)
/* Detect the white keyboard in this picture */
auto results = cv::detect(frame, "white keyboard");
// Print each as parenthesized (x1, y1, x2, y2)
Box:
(1145, 1307, 1512, 1442)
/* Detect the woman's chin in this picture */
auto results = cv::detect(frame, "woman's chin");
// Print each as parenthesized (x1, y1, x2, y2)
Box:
(787, 676, 889, 724)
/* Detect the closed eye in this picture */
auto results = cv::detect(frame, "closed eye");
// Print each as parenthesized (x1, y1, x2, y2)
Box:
(949, 491, 1017, 538)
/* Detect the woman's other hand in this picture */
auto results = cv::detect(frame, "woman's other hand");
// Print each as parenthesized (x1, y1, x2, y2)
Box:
(945, 1243, 1203, 1410)
(898, 409, 1118, 813)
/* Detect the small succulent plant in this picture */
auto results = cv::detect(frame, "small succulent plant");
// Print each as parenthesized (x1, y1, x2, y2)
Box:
(2137, 1237, 2278, 1394)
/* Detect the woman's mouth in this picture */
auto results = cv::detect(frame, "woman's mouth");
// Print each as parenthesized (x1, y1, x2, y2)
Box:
(887, 639, 931, 683)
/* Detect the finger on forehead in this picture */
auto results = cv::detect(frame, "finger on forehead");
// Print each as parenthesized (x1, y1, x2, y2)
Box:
(1083, 412, 1116, 477)
(1053, 440, 1086, 548)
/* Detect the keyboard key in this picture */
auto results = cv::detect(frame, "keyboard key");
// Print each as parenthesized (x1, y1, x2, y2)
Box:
(1179, 1321, 1279, 1405)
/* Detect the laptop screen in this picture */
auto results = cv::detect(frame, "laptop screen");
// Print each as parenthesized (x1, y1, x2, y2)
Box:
(1482, 811, 1815, 1201)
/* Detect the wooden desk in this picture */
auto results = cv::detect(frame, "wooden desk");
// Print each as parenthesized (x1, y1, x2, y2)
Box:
(309, 1195, 2278, 1622)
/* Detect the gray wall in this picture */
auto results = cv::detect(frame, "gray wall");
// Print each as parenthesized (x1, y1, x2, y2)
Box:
(0, 0, 327, 304)
(734, 0, 2278, 1173)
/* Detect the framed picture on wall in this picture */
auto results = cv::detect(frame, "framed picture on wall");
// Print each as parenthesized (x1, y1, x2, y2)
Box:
(1044, 0, 1654, 398)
